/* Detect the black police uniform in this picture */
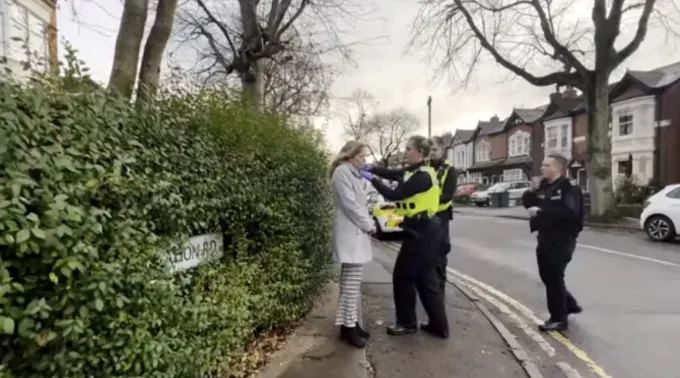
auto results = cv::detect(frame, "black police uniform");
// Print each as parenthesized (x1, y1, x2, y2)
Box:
(522, 177, 583, 331)
(430, 159, 457, 294)
(369, 163, 449, 338)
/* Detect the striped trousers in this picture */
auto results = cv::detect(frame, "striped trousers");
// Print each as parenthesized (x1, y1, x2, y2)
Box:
(334, 263, 364, 328)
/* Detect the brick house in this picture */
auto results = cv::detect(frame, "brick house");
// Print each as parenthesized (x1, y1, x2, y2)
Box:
(467, 116, 507, 184)
(534, 88, 588, 189)
(501, 106, 545, 181)
(0, 0, 58, 79)
(448, 128, 475, 183)
(608, 61, 680, 187)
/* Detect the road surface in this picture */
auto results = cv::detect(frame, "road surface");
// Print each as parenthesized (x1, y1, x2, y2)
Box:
(379, 212, 680, 378)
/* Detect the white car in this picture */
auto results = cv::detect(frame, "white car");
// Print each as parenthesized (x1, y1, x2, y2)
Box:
(640, 183, 680, 242)
(471, 181, 531, 206)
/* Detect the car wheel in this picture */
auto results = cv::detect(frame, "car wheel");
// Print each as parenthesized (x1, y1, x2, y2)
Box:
(644, 215, 677, 242)
(475, 202, 484, 207)
(373, 218, 385, 240)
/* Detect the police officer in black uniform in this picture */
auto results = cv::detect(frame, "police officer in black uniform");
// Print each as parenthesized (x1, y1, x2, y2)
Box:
(522, 153, 584, 332)
(362, 136, 449, 339)
(428, 136, 457, 294)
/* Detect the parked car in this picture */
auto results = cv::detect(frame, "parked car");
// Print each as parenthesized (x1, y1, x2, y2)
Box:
(470, 181, 531, 206)
(640, 183, 680, 242)
(366, 190, 403, 238)
(455, 182, 488, 196)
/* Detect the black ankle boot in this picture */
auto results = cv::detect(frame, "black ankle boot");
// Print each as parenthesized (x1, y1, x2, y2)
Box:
(340, 326, 366, 348)
(356, 322, 370, 339)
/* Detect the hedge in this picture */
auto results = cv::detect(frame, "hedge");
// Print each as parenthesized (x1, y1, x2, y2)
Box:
(0, 60, 333, 377)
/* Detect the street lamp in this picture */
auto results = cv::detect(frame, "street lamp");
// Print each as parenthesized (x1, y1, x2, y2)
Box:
(427, 95, 432, 138)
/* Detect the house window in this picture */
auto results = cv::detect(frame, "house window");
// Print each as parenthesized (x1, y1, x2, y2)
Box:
(560, 124, 569, 147)
(545, 122, 570, 154)
(618, 112, 633, 136)
(7, 1, 48, 68)
(476, 141, 490, 162)
(509, 131, 530, 156)
(617, 160, 630, 174)
(547, 127, 558, 149)
(503, 168, 524, 182)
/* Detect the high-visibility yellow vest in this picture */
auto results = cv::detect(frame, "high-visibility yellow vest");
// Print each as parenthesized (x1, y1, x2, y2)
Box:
(436, 162, 453, 212)
(394, 166, 440, 218)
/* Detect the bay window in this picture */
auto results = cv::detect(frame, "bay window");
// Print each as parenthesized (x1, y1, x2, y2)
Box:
(544, 119, 571, 156)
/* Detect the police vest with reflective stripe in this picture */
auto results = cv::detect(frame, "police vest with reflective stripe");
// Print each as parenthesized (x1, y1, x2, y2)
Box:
(436, 161, 453, 212)
(394, 166, 440, 218)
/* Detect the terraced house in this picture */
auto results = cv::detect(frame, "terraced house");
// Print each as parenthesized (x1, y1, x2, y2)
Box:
(451, 60, 680, 189)
(0, 0, 57, 79)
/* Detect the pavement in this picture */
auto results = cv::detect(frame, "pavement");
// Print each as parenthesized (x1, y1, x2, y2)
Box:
(454, 205, 640, 230)
(254, 282, 371, 378)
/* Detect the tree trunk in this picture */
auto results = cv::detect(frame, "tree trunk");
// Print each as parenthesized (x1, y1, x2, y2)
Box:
(108, 0, 150, 99)
(585, 74, 616, 217)
(240, 61, 263, 111)
(137, 0, 179, 102)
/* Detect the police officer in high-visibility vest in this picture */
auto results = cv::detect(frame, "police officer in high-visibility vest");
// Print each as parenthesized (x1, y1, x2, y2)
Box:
(428, 136, 457, 295)
(361, 136, 449, 339)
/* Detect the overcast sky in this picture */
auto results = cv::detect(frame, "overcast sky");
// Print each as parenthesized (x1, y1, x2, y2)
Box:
(60, 0, 680, 152)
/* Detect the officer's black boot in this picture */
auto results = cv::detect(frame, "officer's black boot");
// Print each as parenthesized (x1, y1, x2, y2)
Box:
(340, 326, 366, 348)
(538, 319, 568, 332)
(356, 322, 370, 339)
(386, 324, 418, 336)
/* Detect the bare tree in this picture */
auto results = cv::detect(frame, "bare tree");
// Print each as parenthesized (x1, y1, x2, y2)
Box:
(138, 0, 180, 101)
(368, 108, 420, 165)
(342, 88, 379, 142)
(260, 47, 336, 117)
(108, 0, 150, 98)
(106, 0, 179, 100)
(410, 0, 677, 216)
(174, 0, 355, 111)
(341, 93, 419, 164)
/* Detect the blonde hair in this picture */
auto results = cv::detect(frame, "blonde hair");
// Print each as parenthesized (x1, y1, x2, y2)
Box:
(329, 140, 366, 177)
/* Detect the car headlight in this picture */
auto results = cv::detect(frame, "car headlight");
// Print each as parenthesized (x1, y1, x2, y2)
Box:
(643, 200, 651, 209)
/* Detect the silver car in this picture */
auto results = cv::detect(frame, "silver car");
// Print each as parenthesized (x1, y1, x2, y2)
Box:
(471, 181, 531, 206)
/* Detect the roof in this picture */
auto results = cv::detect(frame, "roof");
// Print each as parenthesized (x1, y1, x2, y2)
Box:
(477, 116, 506, 136)
(627, 61, 680, 88)
(513, 106, 546, 123)
(451, 128, 475, 145)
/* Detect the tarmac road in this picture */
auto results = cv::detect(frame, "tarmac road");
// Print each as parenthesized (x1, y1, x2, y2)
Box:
(417, 212, 680, 378)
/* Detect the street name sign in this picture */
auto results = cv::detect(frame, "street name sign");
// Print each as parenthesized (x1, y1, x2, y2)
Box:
(168, 233, 224, 272)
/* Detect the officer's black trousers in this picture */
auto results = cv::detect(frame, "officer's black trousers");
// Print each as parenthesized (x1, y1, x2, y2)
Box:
(393, 217, 448, 333)
(536, 237, 579, 322)
(435, 212, 451, 295)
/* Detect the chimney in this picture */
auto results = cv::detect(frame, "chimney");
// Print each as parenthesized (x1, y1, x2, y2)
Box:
(563, 86, 577, 98)
(490, 115, 499, 123)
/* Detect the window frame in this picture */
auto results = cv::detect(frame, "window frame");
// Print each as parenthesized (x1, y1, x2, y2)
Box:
(618, 111, 634, 136)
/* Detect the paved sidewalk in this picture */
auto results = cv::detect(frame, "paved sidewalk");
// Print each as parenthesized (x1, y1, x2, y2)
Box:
(454, 205, 639, 230)
(363, 253, 527, 378)
(254, 282, 371, 378)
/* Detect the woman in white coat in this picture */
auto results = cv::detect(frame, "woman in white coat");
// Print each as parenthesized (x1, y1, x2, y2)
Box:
(329, 140, 375, 348)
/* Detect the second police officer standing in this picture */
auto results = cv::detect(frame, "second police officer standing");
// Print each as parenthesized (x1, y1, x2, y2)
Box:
(522, 154, 584, 332)
(427, 136, 457, 296)
(362, 136, 449, 339)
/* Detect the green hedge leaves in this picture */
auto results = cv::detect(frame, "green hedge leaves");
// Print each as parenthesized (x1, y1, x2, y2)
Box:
(0, 67, 332, 377)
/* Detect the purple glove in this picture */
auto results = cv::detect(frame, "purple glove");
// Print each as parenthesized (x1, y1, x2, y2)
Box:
(362, 164, 374, 171)
(360, 169, 374, 180)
